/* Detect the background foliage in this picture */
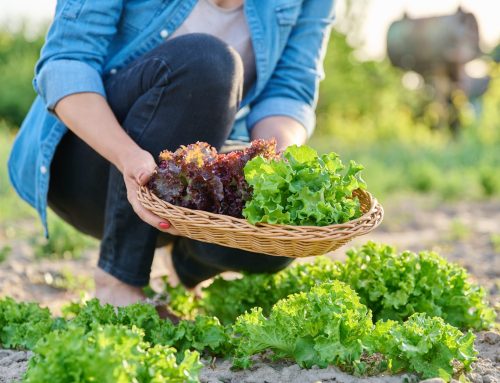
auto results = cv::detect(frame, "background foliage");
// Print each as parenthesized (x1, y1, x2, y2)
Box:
(0, 30, 43, 127)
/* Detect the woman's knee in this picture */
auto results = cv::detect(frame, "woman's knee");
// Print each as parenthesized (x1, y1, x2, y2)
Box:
(155, 33, 244, 93)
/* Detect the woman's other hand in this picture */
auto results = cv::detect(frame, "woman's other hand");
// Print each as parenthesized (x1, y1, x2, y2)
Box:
(251, 116, 307, 152)
(121, 148, 180, 235)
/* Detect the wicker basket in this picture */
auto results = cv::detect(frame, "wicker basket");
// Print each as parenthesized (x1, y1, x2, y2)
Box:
(137, 187, 384, 258)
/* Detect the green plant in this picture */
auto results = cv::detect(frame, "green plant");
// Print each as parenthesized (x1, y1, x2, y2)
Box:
(0, 286, 482, 381)
(479, 166, 500, 196)
(243, 145, 366, 225)
(232, 281, 372, 369)
(231, 282, 476, 381)
(0, 126, 35, 221)
(201, 257, 343, 324)
(364, 315, 476, 380)
(408, 162, 441, 193)
(0, 298, 55, 349)
(155, 276, 200, 319)
(341, 242, 496, 329)
(0, 29, 44, 127)
(63, 299, 230, 358)
(23, 325, 202, 383)
(201, 242, 496, 330)
(152, 315, 230, 358)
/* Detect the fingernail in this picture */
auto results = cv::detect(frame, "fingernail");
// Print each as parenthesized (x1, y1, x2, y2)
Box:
(159, 222, 170, 230)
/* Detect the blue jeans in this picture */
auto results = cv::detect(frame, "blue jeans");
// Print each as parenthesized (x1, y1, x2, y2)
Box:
(48, 34, 293, 287)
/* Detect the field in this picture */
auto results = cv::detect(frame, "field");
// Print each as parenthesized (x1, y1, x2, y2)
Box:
(0, 24, 499, 383)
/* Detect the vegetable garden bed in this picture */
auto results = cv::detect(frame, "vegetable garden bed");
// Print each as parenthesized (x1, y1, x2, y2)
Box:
(0, 242, 497, 382)
(0, 332, 498, 383)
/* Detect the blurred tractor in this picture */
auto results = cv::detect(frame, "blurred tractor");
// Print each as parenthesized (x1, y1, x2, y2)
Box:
(387, 8, 490, 134)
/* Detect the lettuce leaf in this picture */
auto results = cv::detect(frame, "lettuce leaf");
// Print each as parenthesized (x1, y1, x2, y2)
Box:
(243, 145, 366, 226)
(342, 242, 496, 329)
(0, 298, 55, 350)
(65, 299, 230, 358)
(23, 325, 202, 383)
(201, 257, 343, 324)
(364, 314, 477, 380)
(232, 281, 372, 369)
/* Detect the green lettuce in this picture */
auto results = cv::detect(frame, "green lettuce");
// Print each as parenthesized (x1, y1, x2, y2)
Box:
(364, 314, 477, 380)
(201, 257, 342, 324)
(23, 325, 202, 383)
(151, 315, 230, 358)
(231, 281, 477, 380)
(243, 145, 366, 225)
(232, 281, 372, 369)
(0, 298, 56, 349)
(200, 242, 495, 330)
(341, 242, 496, 329)
(65, 299, 230, 358)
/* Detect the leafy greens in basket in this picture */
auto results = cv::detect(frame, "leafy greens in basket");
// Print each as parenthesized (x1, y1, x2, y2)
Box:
(148, 140, 278, 217)
(243, 145, 366, 225)
(149, 140, 366, 226)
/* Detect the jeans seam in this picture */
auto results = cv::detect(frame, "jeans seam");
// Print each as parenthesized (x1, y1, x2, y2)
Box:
(100, 168, 125, 279)
(133, 59, 172, 145)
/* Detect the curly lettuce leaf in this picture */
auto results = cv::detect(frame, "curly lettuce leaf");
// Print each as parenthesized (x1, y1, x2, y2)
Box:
(64, 298, 231, 359)
(201, 257, 343, 324)
(364, 314, 477, 380)
(151, 315, 230, 358)
(342, 242, 496, 329)
(243, 145, 366, 225)
(23, 325, 202, 383)
(0, 298, 55, 350)
(232, 281, 372, 369)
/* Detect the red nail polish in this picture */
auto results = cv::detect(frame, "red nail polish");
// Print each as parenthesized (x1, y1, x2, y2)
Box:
(159, 222, 170, 230)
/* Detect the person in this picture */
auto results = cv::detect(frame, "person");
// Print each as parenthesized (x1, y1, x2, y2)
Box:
(8, 0, 336, 308)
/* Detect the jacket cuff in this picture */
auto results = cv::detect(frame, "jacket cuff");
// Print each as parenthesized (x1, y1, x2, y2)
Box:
(246, 97, 316, 138)
(35, 59, 106, 111)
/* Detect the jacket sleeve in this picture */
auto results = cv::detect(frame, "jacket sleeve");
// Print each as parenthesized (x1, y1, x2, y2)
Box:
(246, 0, 336, 137)
(34, 0, 124, 111)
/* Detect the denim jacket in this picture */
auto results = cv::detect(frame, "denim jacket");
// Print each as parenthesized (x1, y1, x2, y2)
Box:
(8, 0, 335, 234)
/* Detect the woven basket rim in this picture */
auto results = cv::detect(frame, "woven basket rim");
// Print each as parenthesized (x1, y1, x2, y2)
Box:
(137, 186, 384, 257)
(138, 186, 379, 231)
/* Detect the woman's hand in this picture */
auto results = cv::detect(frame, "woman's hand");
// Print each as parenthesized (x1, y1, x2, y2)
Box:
(121, 148, 180, 235)
(55, 93, 179, 235)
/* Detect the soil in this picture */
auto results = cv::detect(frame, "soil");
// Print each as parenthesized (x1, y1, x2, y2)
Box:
(0, 195, 499, 382)
(0, 350, 31, 383)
